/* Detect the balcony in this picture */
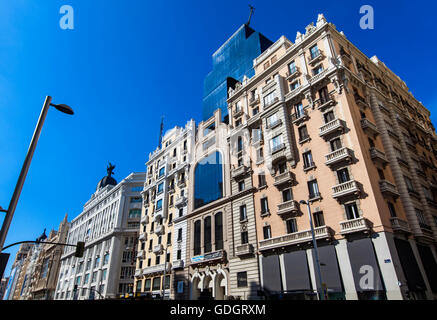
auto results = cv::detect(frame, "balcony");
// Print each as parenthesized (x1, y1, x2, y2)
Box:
(266, 119, 282, 130)
(139, 233, 147, 242)
(332, 180, 360, 199)
(234, 107, 243, 118)
(235, 243, 254, 257)
(291, 110, 309, 124)
(177, 179, 186, 188)
(370, 148, 388, 166)
(308, 50, 324, 65)
(325, 147, 353, 166)
(316, 98, 335, 111)
(340, 217, 370, 235)
(154, 210, 164, 222)
(154, 224, 165, 235)
(259, 226, 331, 251)
(286, 67, 300, 81)
(354, 94, 368, 109)
(141, 215, 149, 225)
(137, 250, 145, 259)
(153, 244, 163, 254)
(271, 145, 287, 164)
(273, 171, 294, 187)
(390, 217, 411, 233)
(232, 165, 249, 180)
(319, 119, 346, 138)
(264, 96, 279, 109)
(175, 195, 187, 208)
(277, 200, 299, 216)
(379, 180, 400, 199)
(360, 118, 379, 137)
(249, 95, 260, 106)
(135, 269, 142, 278)
(172, 260, 184, 269)
(142, 263, 171, 276)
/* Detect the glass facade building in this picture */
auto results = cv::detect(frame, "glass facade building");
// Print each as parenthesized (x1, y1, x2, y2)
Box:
(202, 24, 273, 121)
(194, 151, 224, 209)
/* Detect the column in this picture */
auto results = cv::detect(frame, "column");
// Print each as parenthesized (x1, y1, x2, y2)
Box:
(335, 239, 358, 300)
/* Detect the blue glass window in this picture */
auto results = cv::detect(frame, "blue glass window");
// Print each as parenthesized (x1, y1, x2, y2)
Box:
(159, 167, 165, 177)
(194, 151, 223, 209)
(310, 45, 320, 60)
(156, 199, 162, 210)
(157, 182, 164, 193)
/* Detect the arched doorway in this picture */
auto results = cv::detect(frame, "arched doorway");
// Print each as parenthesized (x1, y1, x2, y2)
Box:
(190, 276, 202, 300)
(215, 271, 227, 300)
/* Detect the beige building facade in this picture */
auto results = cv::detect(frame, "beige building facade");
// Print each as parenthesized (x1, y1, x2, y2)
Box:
(226, 14, 437, 300)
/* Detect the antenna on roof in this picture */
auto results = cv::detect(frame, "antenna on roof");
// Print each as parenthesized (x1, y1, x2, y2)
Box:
(158, 116, 164, 149)
(247, 4, 255, 26)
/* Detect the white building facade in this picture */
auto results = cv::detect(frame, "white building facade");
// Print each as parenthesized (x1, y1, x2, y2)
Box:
(54, 170, 146, 300)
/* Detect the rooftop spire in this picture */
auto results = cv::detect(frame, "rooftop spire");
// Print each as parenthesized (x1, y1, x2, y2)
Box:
(158, 116, 164, 149)
(246, 4, 255, 26)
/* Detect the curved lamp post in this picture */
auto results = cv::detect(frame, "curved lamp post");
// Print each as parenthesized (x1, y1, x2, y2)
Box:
(0, 96, 74, 252)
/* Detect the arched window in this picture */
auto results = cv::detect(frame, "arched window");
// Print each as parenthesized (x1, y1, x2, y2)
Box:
(194, 151, 223, 209)
(204, 216, 212, 253)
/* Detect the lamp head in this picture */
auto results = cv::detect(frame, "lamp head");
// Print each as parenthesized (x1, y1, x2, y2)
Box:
(50, 103, 74, 115)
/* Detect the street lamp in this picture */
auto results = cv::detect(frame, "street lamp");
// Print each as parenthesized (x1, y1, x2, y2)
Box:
(299, 200, 325, 300)
(0, 96, 74, 252)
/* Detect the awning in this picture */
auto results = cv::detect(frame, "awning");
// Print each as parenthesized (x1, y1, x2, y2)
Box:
(312, 245, 343, 293)
(347, 238, 384, 292)
(261, 255, 282, 293)
(283, 250, 312, 291)
(416, 244, 437, 293)
(394, 238, 426, 292)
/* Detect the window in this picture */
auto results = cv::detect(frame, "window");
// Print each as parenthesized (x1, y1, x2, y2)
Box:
(298, 126, 309, 142)
(203, 122, 215, 136)
(282, 189, 292, 202)
(194, 220, 201, 255)
(155, 256, 160, 265)
(236, 231, 247, 247)
(235, 118, 242, 127)
(260, 198, 269, 214)
(264, 91, 276, 106)
(238, 180, 245, 192)
(303, 151, 314, 169)
(310, 45, 320, 59)
(404, 176, 414, 192)
(258, 173, 266, 187)
(237, 272, 248, 288)
(330, 138, 342, 151)
(148, 239, 153, 251)
(286, 218, 298, 234)
(130, 197, 142, 203)
(368, 138, 375, 148)
(416, 209, 431, 230)
(84, 273, 90, 284)
(263, 226, 272, 239)
(387, 202, 397, 218)
(267, 113, 279, 128)
(179, 208, 183, 217)
(177, 249, 182, 260)
(177, 228, 183, 242)
(144, 279, 151, 291)
(312, 65, 324, 76)
(289, 80, 300, 92)
(377, 169, 385, 180)
(103, 253, 110, 265)
(240, 205, 247, 221)
(194, 152, 223, 209)
(256, 148, 264, 162)
(319, 86, 329, 104)
(157, 183, 164, 193)
(168, 213, 173, 224)
(215, 212, 223, 250)
(136, 280, 142, 292)
(345, 203, 360, 220)
(152, 277, 161, 291)
(129, 209, 141, 219)
(204, 216, 212, 253)
(156, 199, 162, 211)
(167, 232, 172, 245)
(102, 269, 107, 280)
(288, 61, 297, 74)
(263, 61, 270, 70)
(313, 211, 325, 227)
(237, 136, 243, 152)
(294, 103, 305, 118)
(92, 271, 97, 283)
(324, 111, 335, 123)
(337, 168, 350, 184)
(270, 134, 283, 153)
(158, 167, 165, 177)
(308, 180, 320, 199)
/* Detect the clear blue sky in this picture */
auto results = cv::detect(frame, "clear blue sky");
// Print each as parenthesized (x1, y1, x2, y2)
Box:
(1, 0, 436, 276)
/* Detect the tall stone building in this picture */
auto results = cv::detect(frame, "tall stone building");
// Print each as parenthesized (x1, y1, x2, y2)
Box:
(3, 243, 33, 300)
(226, 14, 437, 300)
(54, 166, 146, 300)
(134, 120, 195, 299)
(31, 215, 69, 299)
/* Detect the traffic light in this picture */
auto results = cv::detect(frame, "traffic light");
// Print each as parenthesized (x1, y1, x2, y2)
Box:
(75, 241, 85, 257)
